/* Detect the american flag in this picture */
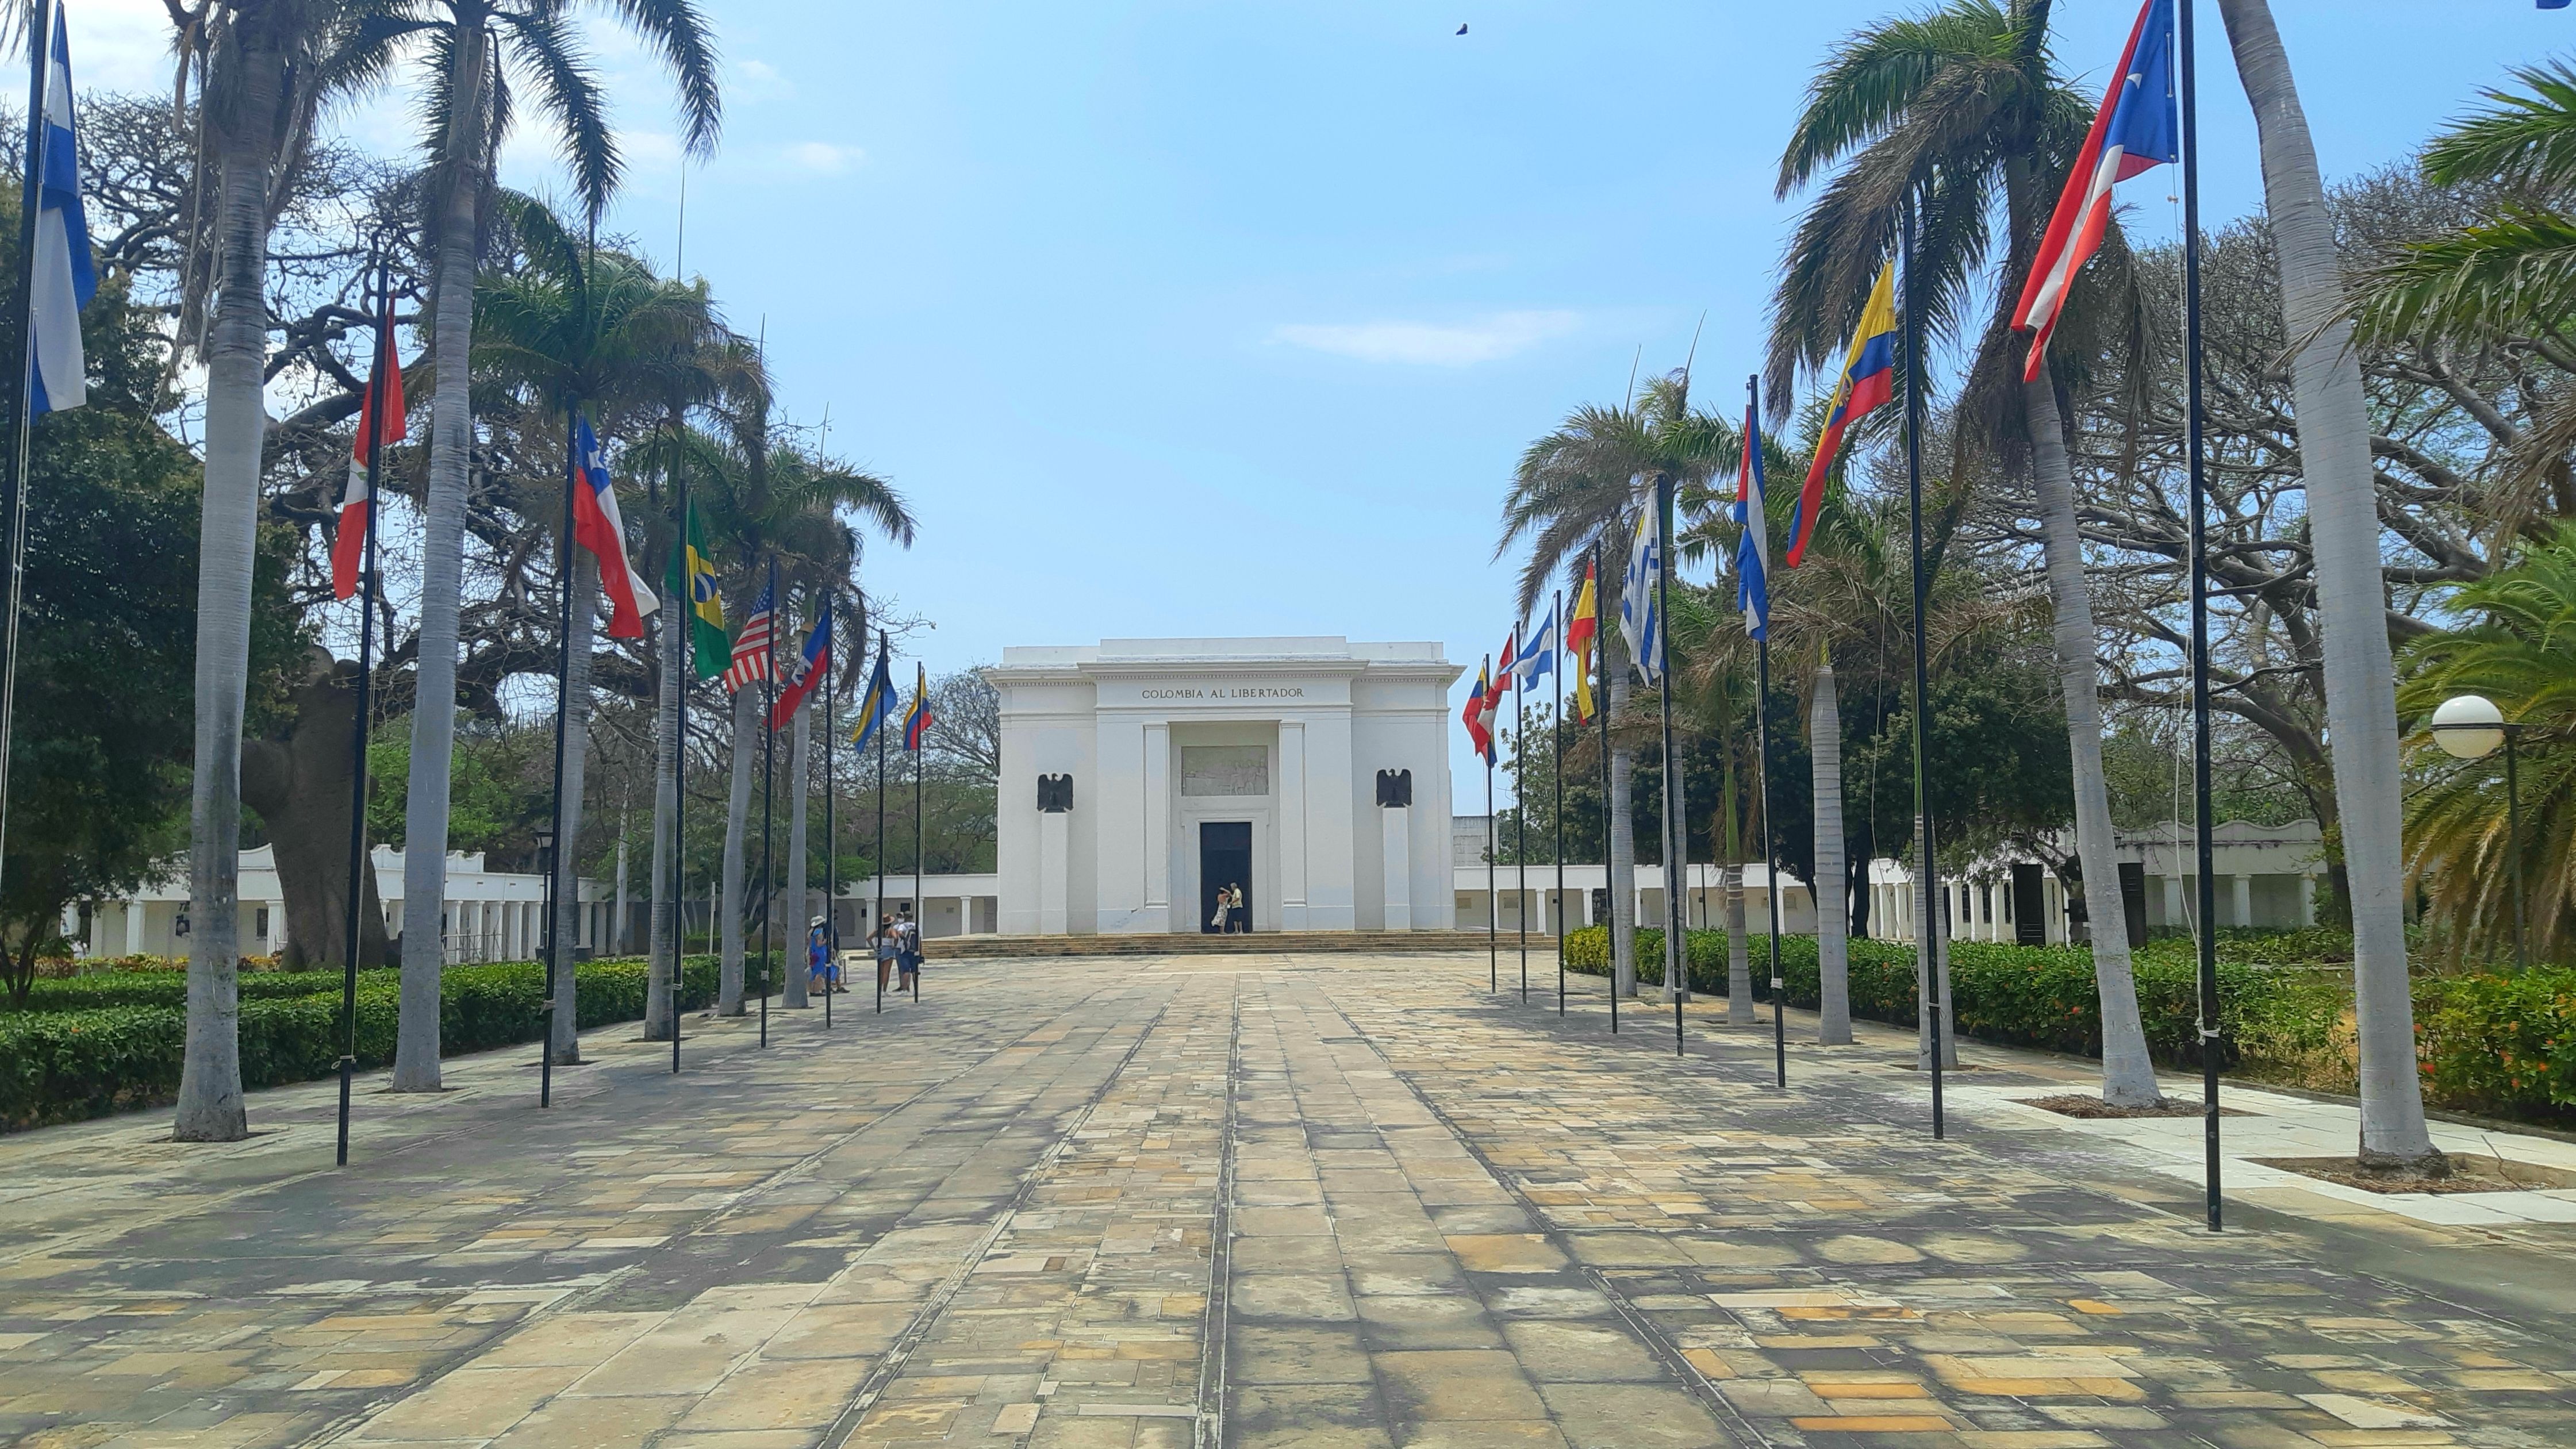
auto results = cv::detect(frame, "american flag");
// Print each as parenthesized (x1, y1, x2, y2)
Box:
(721, 580, 775, 695)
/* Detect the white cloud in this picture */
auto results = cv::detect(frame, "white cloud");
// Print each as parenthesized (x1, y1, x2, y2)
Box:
(735, 58, 794, 102)
(781, 140, 866, 175)
(1271, 310, 1580, 366)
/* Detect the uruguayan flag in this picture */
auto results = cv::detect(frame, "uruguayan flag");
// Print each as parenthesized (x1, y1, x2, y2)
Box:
(1619, 499, 1662, 685)
(30, 5, 92, 414)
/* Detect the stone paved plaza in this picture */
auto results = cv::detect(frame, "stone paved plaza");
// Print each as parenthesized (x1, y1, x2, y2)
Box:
(3, 951, 2575, 1448)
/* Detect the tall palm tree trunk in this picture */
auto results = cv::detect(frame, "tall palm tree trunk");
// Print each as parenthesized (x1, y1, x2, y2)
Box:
(2218, 0, 2436, 1167)
(2024, 372, 2162, 1106)
(718, 682, 754, 1014)
(646, 577, 681, 1039)
(1811, 662, 1851, 1043)
(782, 698, 811, 1009)
(547, 556, 597, 1065)
(174, 48, 286, 1142)
(395, 25, 493, 1092)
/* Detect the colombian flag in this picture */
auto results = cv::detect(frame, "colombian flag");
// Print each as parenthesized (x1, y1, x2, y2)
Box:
(1787, 261, 1898, 568)
(1567, 561, 1599, 724)
(901, 663, 934, 751)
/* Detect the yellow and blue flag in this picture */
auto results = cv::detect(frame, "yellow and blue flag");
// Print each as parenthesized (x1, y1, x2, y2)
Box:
(851, 633, 897, 752)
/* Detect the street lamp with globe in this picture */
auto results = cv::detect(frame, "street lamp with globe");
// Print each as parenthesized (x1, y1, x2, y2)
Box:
(2429, 694, 2525, 971)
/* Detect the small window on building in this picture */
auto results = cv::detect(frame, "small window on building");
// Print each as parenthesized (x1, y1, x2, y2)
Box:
(255, 907, 270, 939)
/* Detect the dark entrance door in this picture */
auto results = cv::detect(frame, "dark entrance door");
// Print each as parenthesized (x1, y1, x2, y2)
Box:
(1199, 821, 1252, 933)
(2011, 863, 2048, 946)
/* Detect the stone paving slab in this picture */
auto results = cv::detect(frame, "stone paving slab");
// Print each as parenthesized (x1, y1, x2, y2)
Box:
(0, 952, 2572, 1448)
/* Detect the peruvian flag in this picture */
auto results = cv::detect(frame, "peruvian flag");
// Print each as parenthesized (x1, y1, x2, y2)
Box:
(331, 305, 407, 600)
(570, 416, 659, 639)
(767, 606, 832, 730)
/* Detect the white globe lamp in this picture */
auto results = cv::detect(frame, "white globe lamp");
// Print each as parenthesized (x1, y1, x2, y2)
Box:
(2431, 693, 2505, 760)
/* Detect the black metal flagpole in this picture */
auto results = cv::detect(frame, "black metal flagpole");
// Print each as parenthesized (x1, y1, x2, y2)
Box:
(876, 631, 888, 1014)
(1554, 587, 1566, 1016)
(1596, 543, 1616, 1037)
(336, 247, 391, 1165)
(824, 590, 839, 1028)
(1902, 193, 1944, 1138)
(1515, 646, 1529, 1003)
(670, 459, 688, 1075)
(1752, 375, 1788, 1090)
(1657, 479, 1683, 1058)
(2179, 0, 2220, 1231)
(0, 0, 53, 899)
(758, 555, 777, 1047)
(1484, 652, 1496, 992)
(911, 684, 923, 1004)
(541, 395, 581, 1106)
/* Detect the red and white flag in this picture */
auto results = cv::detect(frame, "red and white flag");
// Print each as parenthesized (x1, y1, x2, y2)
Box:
(722, 580, 776, 695)
(332, 305, 408, 600)
(570, 416, 658, 639)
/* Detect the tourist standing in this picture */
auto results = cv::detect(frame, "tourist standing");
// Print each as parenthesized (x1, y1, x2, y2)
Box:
(872, 913, 897, 993)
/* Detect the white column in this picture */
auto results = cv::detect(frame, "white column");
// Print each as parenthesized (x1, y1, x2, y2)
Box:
(1304, 712, 1357, 930)
(1278, 721, 1309, 929)
(2298, 872, 2317, 927)
(2232, 874, 2253, 929)
(2163, 875, 2185, 931)
(1381, 804, 1411, 931)
(124, 900, 143, 955)
(1039, 808, 1071, 935)
(1139, 721, 1170, 931)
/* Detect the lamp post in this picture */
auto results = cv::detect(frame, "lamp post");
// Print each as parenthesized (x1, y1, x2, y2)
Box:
(2431, 693, 2526, 972)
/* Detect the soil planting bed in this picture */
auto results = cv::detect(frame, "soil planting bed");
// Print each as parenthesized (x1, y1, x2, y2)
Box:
(2019, 1093, 2254, 1119)
(2252, 1154, 2576, 1195)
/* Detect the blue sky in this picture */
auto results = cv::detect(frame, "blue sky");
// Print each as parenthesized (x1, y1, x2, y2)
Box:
(67, 1, 2572, 807)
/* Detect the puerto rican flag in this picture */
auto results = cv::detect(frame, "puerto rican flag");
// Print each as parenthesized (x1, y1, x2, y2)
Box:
(768, 605, 831, 730)
(2010, 0, 2176, 380)
(570, 416, 658, 639)
(331, 296, 406, 601)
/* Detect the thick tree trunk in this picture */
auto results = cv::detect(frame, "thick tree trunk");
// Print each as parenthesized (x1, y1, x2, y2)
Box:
(176, 50, 286, 1141)
(1725, 863, 1751, 1025)
(612, 835, 629, 954)
(1810, 663, 1851, 1043)
(2024, 372, 2162, 1106)
(548, 555, 597, 1066)
(395, 26, 492, 1092)
(718, 681, 755, 1014)
(239, 653, 390, 969)
(783, 697, 811, 1009)
(2217, 0, 2437, 1168)
(647, 593, 681, 1039)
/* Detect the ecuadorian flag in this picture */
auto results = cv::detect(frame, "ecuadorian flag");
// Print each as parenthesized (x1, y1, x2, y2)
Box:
(1787, 261, 1897, 568)
(901, 663, 934, 751)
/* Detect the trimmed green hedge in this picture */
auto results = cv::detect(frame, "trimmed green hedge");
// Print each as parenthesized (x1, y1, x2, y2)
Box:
(6, 967, 395, 1014)
(0, 955, 723, 1132)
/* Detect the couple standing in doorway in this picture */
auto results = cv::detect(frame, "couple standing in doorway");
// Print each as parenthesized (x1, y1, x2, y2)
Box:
(1208, 883, 1249, 934)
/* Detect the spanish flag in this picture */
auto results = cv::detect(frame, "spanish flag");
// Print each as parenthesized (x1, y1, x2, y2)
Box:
(1567, 560, 1599, 723)
(665, 505, 727, 680)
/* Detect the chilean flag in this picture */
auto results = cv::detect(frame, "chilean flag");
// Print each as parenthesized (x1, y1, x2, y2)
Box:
(570, 416, 659, 638)
(768, 606, 831, 730)
(331, 297, 406, 601)
(2011, 0, 2177, 380)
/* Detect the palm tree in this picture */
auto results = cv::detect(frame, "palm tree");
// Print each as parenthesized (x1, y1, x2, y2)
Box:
(2400, 528, 2576, 963)
(1771, 0, 2161, 1105)
(1499, 374, 1728, 998)
(470, 193, 741, 1063)
(696, 440, 911, 1014)
(173, 1, 369, 1141)
(2215, 0, 2439, 1169)
(1808, 653, 1851, 1042)
(350, 0, 720, 1090)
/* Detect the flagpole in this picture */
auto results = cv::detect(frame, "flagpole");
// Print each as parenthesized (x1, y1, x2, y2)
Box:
(824, 591, 840, 1029)
(758, 555, 777, 1048)
(2179, 0, 2220, 1232)
(1515, 655, 1528, 1004)
(0, 0, 55, 902)
(335, 246, 390, 1166)
(540, 394, 581, 1105)
(1902, 193, 1945, 1138)
(670, 463, 688, 1075)
(1751, 375, 1788, 1091)
(1485, 654, 1495, 993)
(1553, 588, 1566, 1017)
(912, 688, 923, 1004)
(1596, 544, 1616, 1037)
(876, 632, 888, 1014)
(1658, 476, 1683, 1058)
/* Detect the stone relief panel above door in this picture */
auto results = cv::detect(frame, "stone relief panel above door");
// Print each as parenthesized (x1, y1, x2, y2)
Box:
(1180, 744, 1268, 797)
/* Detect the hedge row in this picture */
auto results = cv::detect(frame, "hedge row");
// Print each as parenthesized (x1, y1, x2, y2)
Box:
(1563, 926, 2576, 1127)
(7, 966, 396, 1014)
(0, 955, 723, 1132)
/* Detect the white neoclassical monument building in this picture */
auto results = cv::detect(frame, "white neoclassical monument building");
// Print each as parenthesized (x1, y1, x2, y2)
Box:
(981, 637, 1462, 935)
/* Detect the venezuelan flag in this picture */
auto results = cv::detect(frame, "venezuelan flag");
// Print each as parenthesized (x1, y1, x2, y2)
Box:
(901, 662, 934, 751)
(1787, 261, 1898, 568)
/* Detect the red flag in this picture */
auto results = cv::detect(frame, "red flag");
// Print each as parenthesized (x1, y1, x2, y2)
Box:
(332, 310, 408, 600)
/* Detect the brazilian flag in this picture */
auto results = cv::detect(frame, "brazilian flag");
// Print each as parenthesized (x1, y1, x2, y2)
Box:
(665, 506, 727, 681)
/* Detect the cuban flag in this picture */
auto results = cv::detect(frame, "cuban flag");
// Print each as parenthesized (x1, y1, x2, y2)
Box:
(1620, 502, 1663, 685)
(1736, 394, 1769, 641)
(1494, 625, 1519, 696)
(2011, 0, 2176, 380)
(767, 605, 831, 730)
(331, 290, 405, 601)
(29, 5, 91, 416)
(1513, 601, 1556, 690)
(570, 416, 658, 639)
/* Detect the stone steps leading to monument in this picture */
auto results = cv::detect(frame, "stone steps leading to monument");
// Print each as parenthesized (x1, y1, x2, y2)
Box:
(923, 931, 1554, 960)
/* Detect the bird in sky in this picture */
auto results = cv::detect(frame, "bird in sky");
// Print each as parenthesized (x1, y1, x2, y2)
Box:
(1456, 23, 1468, 34)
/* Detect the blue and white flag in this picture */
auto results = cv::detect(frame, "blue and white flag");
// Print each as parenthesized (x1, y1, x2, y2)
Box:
(29, 5, 92, 415)
(1736, 397, 1769, 641)
(1512, 601, 1556, 690)
(1619, 502, 1662, 684)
